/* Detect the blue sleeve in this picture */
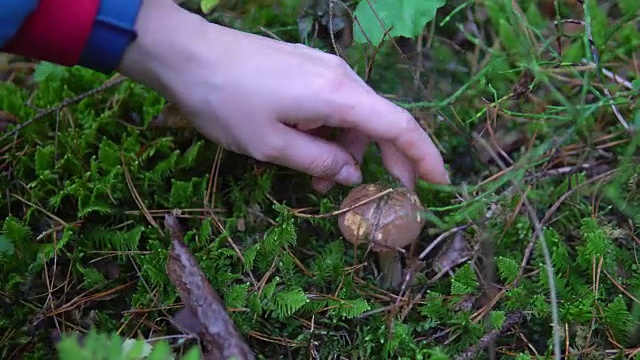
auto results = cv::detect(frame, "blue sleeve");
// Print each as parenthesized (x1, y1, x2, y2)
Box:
(0, 0, 40, 47)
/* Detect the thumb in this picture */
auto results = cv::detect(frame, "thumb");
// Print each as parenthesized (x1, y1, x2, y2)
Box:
(311, 129, 370, 193)
(270, 124, 362, 185)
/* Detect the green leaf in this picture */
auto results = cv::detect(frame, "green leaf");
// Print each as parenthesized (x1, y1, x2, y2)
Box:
(353, 0, 446, 45)
(32, 61, 66, 83)
(200, 0, 220, 14)
(121, 338, 153, 358)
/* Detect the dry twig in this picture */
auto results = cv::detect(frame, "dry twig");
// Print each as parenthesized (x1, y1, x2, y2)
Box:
(454, 310, 525, 360)
(0, 75, 126, 143)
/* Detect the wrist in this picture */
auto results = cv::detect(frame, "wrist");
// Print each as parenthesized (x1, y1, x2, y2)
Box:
(78, 0, 143, 73)
(117, 0, 212, 102)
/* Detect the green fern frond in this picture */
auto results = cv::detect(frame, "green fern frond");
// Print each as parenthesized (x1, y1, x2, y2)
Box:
(420, 291, 449, 321)
(241, 243, 259, 273)
(77, 264, 108, 290)
(496, 256, 519, 284)
(150, 150, 179, 180)
(224, 283, 250, 309)
(451, 264, 478, 295)
(1, 216, 32, 245)
(97, 138, 122, 168)
(299, 297, 330, 316)
(179, 140, 204, 169)
(309, 240, 345, 284)
(83, 226, 143, 253)
(489, 310, 506, 330)
(269, 287, 309, 319)
(0, 234, 14, 258)
(576, 218, 615, 271)
(603, 295, 633, 345)
(168, 178, 206, 208)
(327, 298, 370, 319)
(78, 194, 113, 217)
(261, 214, 297, 255)
(28, 225, 74, 274)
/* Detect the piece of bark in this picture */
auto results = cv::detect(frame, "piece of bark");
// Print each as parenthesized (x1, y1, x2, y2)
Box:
(164, 212, 254, 360)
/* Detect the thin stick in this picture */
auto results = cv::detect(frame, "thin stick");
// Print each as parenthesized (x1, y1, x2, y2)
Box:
(0, 75, 126, 143)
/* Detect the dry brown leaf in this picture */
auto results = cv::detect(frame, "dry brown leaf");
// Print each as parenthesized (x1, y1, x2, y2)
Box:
(511, 69, 534, 100)
(433, 230, 470, 274)
(149, 103, 193, 129)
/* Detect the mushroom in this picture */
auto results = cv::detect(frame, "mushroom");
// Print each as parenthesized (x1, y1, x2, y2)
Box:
(337, 184, 426, 288)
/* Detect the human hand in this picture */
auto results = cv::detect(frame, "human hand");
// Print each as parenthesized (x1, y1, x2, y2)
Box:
(118, 0, 449, 192)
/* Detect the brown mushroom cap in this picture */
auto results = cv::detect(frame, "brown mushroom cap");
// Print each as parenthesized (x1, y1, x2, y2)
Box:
(338, 184, 426, 251)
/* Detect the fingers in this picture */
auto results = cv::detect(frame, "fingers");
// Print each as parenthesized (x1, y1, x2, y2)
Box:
(330, 93, 450, 185)
(311, 129, 370, 193)
(278, 51, 449, 186)
(312, 136, 421, 193)
(378, 140, 417, 190)
(264, 124, 363, 186)
(298, 67, 449, 184)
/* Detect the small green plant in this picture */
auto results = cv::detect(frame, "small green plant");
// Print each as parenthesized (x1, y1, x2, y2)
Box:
(56, 331, 200, 360)
(352, 0, 447, 45)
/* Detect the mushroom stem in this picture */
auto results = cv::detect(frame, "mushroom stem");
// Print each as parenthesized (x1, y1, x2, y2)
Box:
(377, 250, 403, 289)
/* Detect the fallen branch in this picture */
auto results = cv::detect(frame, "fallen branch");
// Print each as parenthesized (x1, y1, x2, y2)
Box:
(454, 310, 525, 360)
(164, 211, 254, 360)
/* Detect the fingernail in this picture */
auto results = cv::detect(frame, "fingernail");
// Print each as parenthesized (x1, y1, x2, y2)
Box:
(336, 165, 362, 185)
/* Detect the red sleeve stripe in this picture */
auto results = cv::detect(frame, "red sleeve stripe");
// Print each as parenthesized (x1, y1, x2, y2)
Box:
(3, 0, 101, 67)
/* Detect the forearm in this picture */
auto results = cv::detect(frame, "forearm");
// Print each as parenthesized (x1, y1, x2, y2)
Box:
(1, 0, 142, 74)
